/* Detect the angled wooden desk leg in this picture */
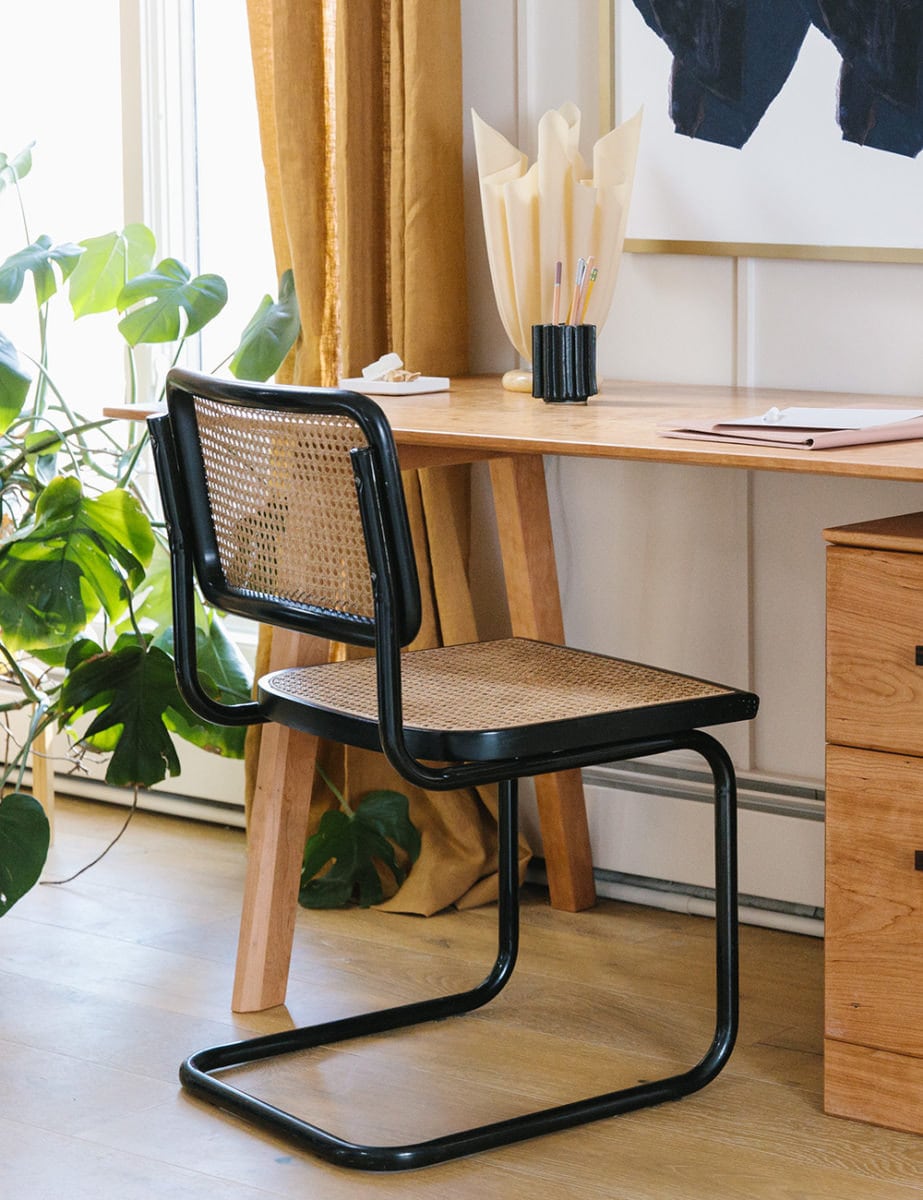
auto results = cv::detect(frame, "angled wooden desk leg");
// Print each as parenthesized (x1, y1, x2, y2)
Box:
(232, 628, 330, 1013)
(489, 454, 597, 912)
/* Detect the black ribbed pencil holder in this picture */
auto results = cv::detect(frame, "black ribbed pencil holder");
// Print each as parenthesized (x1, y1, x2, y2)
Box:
(532, 324, 597, 404)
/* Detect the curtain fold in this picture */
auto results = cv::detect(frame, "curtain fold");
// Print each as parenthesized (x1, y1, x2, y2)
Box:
(244, 0, 530, 913)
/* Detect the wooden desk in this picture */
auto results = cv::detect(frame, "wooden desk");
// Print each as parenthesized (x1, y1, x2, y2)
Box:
(237, 376, 923, 1011)
(383, 376, 923, 481)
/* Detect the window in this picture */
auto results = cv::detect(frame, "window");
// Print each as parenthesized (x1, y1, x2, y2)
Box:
(1, 1, 272, 815)
(0, 0, 274, 413)
(0, 0, 124, 413)
(192, 0, 276, 373)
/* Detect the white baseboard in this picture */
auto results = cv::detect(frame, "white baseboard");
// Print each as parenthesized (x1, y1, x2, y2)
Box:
(51, 770, 247, 829)
(522, 759, 825, 934)
(44, 747, 826, 934)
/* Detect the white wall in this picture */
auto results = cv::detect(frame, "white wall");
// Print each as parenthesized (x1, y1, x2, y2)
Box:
(461, 0, 923, 915)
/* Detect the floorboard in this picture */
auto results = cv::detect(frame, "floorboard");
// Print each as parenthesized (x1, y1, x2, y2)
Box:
(1, 798, 920, 1198)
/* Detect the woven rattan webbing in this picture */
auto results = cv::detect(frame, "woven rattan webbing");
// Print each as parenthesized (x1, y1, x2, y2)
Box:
(193, 396, 375, 618)
(264, 638, 736, 732)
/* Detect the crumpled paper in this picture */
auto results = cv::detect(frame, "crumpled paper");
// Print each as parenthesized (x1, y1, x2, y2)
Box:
(472, 103, 642, 362)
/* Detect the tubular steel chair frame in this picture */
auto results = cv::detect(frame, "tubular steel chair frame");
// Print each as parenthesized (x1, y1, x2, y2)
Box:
(149, 367, 758, 1172)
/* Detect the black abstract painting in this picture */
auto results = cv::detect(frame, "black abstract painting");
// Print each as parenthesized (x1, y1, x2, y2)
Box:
(632, 0, 923, 156)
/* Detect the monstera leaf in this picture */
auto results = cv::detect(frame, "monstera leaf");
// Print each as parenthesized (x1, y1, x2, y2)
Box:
(0, 234, 84, 306)
(299, 789, 421, 909)
(0, 478, 154, 651)
(153, 613, 253, 758)
(69, 224, 156, 317)
(57, 635, 184, 787)
(0, 791, 50, 917)
(117, 257, 228, 345)
(60, 618, 252, 783)
(230, 269, 301, 381)
(0, 144, 33, 194)
(0, 330, 30, 435)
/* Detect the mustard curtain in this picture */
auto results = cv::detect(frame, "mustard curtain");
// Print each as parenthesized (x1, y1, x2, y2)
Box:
(244, 0, 530, 912)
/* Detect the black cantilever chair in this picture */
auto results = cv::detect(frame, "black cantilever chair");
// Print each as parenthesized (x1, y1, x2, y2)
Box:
(149, 366, 759, 1173)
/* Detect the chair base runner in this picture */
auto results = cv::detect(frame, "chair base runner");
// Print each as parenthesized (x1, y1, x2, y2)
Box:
(180, 736, 739, 1172)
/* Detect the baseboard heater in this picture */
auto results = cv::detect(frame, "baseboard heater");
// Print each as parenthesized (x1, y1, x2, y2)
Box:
(531, 759, 826, 937)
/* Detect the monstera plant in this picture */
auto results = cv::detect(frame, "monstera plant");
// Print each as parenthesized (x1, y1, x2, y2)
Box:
(0, 144, 300, 915)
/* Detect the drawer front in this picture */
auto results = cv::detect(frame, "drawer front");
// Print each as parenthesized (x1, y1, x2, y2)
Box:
(824, 1039, 923, 1135)
(825, 744, 923, 1059)
(827, 544, 923, 756)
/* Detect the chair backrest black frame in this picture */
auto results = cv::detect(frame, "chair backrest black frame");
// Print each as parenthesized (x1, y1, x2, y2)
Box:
(148, 367, 422, 732)
(157, 367, 421, 641)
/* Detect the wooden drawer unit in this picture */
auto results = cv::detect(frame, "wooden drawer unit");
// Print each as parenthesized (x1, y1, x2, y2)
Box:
(824, 513, 923, 1135)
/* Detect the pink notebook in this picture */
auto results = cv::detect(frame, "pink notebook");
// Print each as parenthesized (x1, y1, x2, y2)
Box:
(661, 406, 923, 451)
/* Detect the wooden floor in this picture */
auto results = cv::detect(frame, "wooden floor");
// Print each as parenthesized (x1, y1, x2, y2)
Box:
(2, 798, 921, 1199)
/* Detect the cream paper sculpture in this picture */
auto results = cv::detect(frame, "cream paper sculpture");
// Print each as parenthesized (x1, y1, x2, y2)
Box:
(472, 103, 642, 390)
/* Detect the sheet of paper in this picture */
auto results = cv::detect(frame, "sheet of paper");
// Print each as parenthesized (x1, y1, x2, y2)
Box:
(722, 407, 923, 430)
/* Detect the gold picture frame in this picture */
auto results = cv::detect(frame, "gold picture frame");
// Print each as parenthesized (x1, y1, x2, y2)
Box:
(600, 0, 923, 264)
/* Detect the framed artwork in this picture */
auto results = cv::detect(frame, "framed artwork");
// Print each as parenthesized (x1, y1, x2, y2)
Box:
(603, 0, 923, 261)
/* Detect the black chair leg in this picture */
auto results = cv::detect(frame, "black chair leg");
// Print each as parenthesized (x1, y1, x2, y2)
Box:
(179, 779, 521, 1166)
(179, 738, 738, 1172)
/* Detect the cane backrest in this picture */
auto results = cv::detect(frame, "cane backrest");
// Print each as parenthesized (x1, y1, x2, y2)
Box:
(159, 369, 422, 647)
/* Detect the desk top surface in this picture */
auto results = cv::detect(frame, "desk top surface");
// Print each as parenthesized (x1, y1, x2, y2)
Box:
(107, 374, 923, 482)
(378, 376, 923, 482)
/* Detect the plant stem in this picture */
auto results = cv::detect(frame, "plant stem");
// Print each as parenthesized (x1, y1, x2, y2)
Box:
(34, 304, 49, 419)
(0, 644, 44, 706)
(126, 345, 138, 407)
(316, 762, 353, 817)
(0, 416, 119, 485)
(16, 701, 50, 791)
(24, 355, 124, 451)
(41, 788, 140, 886)
(154, 339, 189, 407)
(10, 164, 31, 243)
(116, 431, 149, 489)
